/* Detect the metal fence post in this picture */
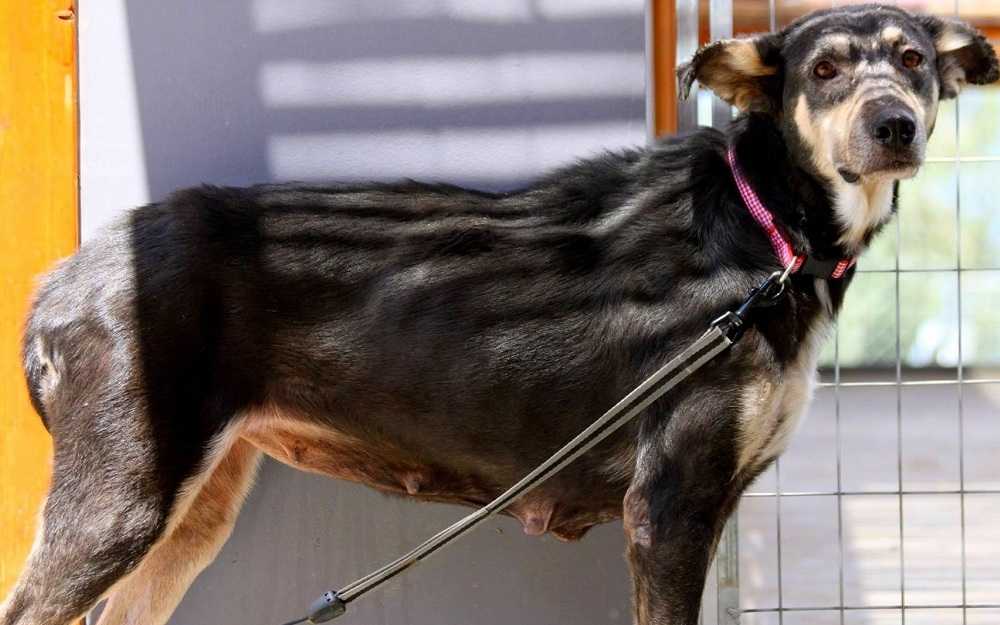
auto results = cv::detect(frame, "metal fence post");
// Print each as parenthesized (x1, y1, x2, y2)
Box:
(717, 517, 740, 625)
(675, 0, 699, 131)
(707, 1, 740, 623)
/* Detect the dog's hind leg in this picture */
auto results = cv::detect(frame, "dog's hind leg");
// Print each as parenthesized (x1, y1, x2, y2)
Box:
(2, 310, 242, 625)
(0, 401, 251, 625)
(95, 438, 260, 625)
(0, 425, 178, 625)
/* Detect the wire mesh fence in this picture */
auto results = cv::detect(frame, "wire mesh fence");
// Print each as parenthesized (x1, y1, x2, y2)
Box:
(678, 1, 1000, 623)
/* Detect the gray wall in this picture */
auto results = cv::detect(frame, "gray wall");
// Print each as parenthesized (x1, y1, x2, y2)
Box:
(80, 1, 647, 624)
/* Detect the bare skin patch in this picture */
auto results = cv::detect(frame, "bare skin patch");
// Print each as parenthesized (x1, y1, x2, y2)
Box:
(510, 500, 556, 536)
(240, 406, 621, 540)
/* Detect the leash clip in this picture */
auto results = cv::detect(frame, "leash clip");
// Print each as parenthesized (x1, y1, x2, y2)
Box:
(712, 266, 792, 342)
(779, 258, 796, 285)
(751, 258, 797, 304)
(741, 268, 789, 310)
(308, 591, 347, 623)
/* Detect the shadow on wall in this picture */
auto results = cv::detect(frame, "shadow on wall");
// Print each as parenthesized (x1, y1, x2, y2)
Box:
(124, 0, 648, 198)
(119, 2, 646, 625)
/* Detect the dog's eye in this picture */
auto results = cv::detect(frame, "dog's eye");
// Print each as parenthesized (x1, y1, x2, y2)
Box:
(813, 61, 838, 80)
(902, 50, 924, 69)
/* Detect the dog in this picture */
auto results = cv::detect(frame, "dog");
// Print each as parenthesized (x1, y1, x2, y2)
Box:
(2, 5, 997, 625)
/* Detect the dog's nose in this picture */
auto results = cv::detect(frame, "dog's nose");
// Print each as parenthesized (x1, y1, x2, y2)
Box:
(872, 112, 917, 149)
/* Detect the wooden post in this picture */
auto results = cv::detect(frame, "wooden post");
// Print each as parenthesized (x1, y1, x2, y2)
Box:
(0, 0, 79, 599)
(650, 0, 678, 136)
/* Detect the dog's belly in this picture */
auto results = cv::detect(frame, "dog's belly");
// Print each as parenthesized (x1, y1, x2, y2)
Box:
(240, 415, 625, 541)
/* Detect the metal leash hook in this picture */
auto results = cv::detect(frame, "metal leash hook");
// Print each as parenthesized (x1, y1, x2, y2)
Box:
(308, 592, 347, 623)
(712, 261, 794, 343)
(278, 268, 792, 625)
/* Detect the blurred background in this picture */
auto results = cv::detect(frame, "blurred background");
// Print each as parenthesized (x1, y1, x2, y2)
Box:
(72, 1, 1000, 624)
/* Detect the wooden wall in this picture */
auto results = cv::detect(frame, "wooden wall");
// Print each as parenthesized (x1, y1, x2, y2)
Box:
(0, 0, 78, 598)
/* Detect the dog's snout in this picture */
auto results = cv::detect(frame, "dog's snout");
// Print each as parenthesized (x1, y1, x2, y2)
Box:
(872, 112, 917, 149)
(848, 96, 925, 177)
(863, 96, 918, 152)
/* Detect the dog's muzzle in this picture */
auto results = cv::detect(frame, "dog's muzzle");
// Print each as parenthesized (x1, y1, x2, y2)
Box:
(847, 95, 925, 179)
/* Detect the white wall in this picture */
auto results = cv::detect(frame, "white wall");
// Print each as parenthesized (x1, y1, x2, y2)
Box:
(79, 1, 647, 623)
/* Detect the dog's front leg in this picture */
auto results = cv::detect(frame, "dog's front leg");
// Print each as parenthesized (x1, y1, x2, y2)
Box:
(622, 396, 751, 625)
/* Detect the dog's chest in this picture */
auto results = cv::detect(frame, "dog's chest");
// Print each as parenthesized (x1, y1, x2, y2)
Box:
(735, 318, 831, 475)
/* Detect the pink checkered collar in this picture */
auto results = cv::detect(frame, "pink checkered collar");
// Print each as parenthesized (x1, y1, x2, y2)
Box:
(725, 147, 855, 280)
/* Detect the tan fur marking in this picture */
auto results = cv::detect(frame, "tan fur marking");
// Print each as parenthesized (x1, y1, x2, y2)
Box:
(724, 40, 778, 77)
(696, 39, 776, 111)
(834, 178, 896, 252)
(793, 94, 822, 162)
(163, 421, 248, 539)
(821, 34, 852, 56)
(736, 322, 831, 474)
(241, 410, 423, 491)
(96, 439, 261, 625)
(938, 28, 973, 54)
(792, 94, 900, 253)
(793, 93, 853, 181)
(881, 26, 904, 45)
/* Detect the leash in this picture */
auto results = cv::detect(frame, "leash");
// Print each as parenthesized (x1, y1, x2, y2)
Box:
(277, 267, 792, 625)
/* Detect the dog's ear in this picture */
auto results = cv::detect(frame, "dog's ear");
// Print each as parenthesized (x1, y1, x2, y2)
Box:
(677, 33, 783, 112)
(917, 15, 999, 99)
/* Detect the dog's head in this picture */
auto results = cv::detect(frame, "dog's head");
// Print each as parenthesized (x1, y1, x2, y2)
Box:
(679, 4, 998, 185)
